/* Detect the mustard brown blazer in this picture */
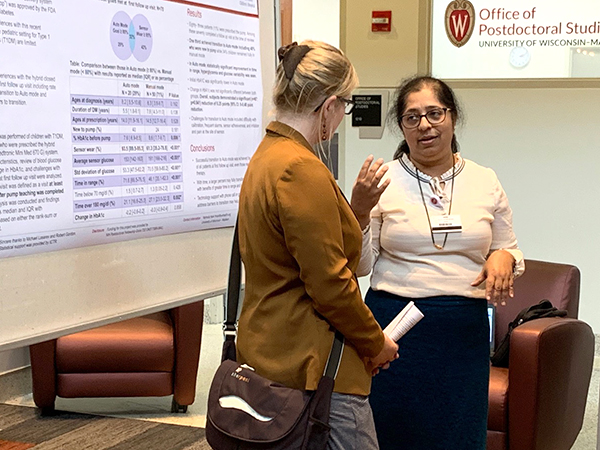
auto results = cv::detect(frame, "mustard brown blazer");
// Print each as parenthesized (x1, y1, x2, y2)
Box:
(237, 121, 385, 396)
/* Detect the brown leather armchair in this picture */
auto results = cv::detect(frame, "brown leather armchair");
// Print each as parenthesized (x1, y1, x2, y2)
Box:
(487, 260, 594, 450)
(29, 300, 204, 415)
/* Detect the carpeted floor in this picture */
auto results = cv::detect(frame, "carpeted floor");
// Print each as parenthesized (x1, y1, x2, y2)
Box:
(0, 404, 210, 450)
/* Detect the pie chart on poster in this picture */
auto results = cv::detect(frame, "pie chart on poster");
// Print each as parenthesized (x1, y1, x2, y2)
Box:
(110, 11, 153, 62)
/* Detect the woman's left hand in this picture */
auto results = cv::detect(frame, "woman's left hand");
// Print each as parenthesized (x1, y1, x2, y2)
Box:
(351, 155, 390, 229)
(471, 250, 516, 306)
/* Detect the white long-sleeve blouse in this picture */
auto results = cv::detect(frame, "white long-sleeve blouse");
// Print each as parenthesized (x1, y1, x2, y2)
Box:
(358, 153, 524, 299)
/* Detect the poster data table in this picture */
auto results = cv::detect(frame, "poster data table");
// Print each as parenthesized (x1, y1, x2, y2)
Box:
(71, 80, 183, 222)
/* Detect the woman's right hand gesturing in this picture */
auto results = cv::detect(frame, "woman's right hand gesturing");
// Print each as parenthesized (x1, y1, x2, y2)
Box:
(351, 155, 390, 229)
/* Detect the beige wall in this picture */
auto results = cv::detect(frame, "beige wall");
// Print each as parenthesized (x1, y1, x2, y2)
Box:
(342, 0, 423, 88)
(341, 0, 600, 332)
(293, 0, 340, 47)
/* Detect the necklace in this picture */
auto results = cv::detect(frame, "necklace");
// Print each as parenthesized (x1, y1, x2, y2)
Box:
(415, 162, 455, 250)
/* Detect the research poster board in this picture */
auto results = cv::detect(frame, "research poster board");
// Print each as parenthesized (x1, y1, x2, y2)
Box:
(431, 0, 600, 79)
(0, 0, 262, 259)
(0, 0, 275, 351)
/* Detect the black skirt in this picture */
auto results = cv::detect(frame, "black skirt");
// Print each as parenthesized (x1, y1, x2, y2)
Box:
(366, 288, 490, 450)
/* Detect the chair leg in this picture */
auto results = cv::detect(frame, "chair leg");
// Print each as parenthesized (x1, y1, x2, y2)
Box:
(171, 398, 188, 413)
(40, 405, 56, 416)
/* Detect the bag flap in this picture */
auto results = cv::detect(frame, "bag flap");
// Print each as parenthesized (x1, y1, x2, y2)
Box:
(207, 359, 311, 442)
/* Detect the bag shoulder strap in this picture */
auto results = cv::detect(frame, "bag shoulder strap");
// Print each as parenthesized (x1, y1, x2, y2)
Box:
(224, 218, 242, 340)
(224, 218, 345, 378)
(324, 330, 345, 379)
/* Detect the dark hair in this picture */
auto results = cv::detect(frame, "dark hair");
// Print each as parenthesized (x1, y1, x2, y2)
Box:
(390, 76, 463, 160)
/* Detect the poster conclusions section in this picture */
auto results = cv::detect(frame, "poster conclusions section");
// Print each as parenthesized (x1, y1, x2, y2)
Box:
(432, 0, 600, 78)
(0, 0, 262, 258)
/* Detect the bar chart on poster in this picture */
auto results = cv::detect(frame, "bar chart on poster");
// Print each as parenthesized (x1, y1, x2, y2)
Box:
(431, 0, 600, 79)
(0, 0, 276, 349)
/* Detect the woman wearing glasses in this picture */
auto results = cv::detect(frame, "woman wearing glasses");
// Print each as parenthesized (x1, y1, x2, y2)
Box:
(351, 76, 524, 449)
(237, 40, 398, 449)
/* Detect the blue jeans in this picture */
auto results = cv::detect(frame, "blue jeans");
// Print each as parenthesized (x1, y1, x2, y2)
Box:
(327, 392, 379, 450)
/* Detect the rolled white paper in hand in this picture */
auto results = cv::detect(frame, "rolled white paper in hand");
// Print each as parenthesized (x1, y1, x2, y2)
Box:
(383, 301, 424, 342)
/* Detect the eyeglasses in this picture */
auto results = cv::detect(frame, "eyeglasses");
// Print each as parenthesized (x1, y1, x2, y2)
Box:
(400, 108, 450, 129)
(314, 97, 355, 115)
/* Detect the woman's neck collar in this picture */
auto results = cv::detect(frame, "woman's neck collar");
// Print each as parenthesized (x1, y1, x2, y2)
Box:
(276, 113, 319, 145)
(408, 152, 456, 178)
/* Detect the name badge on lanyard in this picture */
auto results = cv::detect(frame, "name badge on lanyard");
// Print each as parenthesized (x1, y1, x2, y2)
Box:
(430, 214, 462, 234)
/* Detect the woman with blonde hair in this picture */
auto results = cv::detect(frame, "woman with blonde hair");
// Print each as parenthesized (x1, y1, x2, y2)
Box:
(236, 41, 398, 449)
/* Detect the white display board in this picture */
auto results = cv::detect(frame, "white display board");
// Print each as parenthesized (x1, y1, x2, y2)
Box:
(0, 0, 276, 351)
(432, 0, 600, 79)
(0, 0, 262, 258)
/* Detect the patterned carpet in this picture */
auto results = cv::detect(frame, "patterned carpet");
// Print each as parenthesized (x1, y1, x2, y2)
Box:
(0, 404, 210, 450)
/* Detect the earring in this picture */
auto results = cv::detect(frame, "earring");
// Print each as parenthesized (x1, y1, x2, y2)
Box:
(322, 121, 327, 141)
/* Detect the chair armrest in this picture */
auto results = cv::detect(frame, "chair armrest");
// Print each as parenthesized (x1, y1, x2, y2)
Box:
(170, 300, 204, 405)
(508, 317, 594, 450)
(29, 340, 58, 410)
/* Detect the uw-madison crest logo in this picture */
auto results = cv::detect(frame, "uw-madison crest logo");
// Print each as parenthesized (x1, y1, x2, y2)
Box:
(445, 0, 475, 47)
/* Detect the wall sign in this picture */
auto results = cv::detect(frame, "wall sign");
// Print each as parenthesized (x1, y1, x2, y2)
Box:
(351, 95, 382, 127)
(432, 0, 600, 78)
(372, 11, 392, 33)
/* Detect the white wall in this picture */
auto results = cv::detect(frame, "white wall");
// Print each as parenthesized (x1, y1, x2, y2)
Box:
(292, 0, 340, 47)
(0, 348, 29, 376)
(340, 0, 600, 332)
(343, 87, 600, 330)
(457, 87, 600, 327)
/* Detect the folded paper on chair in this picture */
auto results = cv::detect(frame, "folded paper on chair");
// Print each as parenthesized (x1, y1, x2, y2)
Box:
(383, 301, 424, 342)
